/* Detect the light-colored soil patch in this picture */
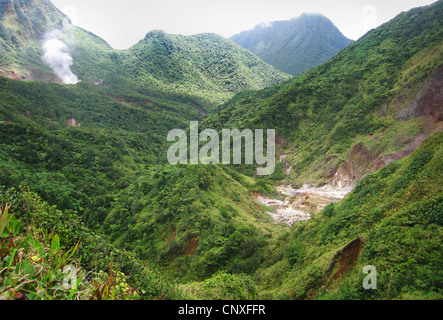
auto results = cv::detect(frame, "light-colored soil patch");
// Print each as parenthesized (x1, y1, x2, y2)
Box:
(254, 184, 353, 227)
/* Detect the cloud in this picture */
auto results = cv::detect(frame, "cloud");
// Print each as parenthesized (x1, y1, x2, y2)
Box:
(362, 5, 378, 31)
(41, 29, 79, 84)
(256, 21, 274, 29)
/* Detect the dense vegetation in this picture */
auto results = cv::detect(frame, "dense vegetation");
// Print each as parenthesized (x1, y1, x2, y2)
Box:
(0, 0, 290, 112)
(0, 77, 205, 222)
(231, 13, 353, 75)
(208, 1, 443, 185)
(0, 73, 278, 293)
(0, 187, 178, 300)
(254, 131, 443, 299)
(119, 31, 290, 109)
(0, 0, 442, 300)
(0, 186, 258, 300)
(0, 0, 67, 68)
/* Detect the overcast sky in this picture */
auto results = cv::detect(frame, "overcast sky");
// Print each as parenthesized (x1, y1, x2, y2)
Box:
(51, 0, 437, 50)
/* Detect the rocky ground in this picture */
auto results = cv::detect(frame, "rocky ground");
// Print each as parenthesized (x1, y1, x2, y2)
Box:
(255, 184, 354, 227)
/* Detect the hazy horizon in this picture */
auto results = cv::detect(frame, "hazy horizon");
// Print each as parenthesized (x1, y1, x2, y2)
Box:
(51, 0, 438, 50)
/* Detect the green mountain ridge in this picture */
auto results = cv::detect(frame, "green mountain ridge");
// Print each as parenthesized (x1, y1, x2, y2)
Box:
(256, 130, 443, 299)
(210, 1, 443, 188)
(0, 0, 442, 301)
(118, 30, 290, 108)
(231, 13, 353, 75)
(0, 0, 290, 111)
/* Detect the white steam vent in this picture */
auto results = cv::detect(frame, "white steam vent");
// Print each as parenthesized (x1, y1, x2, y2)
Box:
(41, 29, 79, 84)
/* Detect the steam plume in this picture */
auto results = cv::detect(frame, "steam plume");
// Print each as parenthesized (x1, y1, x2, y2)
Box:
(42, 30, 78, 84)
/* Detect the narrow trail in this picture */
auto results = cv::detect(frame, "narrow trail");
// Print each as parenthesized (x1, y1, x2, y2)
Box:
(254, 184, 354, 227)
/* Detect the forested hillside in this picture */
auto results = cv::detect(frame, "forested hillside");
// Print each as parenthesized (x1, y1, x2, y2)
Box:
(231, 13, 353, 75)
(208, 1, 443, 187)
(0, 0, 290, 112)
(255, 131, 443, 299)
(0, 0, 442, 301)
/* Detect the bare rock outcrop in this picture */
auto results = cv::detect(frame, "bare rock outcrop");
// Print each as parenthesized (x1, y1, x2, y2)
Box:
(67, 118, 81, 127)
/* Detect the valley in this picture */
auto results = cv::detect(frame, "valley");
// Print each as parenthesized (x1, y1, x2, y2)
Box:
(0, 0, 442, 301)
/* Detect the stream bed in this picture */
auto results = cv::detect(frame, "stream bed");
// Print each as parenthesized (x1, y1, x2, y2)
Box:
(255, 184, 354, 227)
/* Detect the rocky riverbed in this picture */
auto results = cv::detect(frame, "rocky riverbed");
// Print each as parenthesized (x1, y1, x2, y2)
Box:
(255, 184, 354, 227)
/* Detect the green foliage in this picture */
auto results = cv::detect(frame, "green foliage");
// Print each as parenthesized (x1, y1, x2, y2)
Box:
(120, 31, 290, 108)
(96, 165, 270, 281)
(254, 131, 443, 299)
(205, 0, 443, 183)
(391, 150, 434, 192)
(0, 1, 290, 111)
(284, 241, 306, 266)
(322, 204, 336, 218)
(0, 72, 275, 289)
(181, 271, 257, 300)
(231, 13, 353, 75)
(0, 75, 205, 227)
(0, 201, 142, 300)
(0, 187, 183, 300)
(0, 0, 442, 302)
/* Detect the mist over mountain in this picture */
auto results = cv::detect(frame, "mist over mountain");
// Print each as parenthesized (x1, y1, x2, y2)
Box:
(231, 13, 353, 75)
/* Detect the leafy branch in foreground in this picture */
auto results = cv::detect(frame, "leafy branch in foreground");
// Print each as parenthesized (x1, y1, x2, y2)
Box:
(0, 202, 143, 300)
(0, 187, 182, 300)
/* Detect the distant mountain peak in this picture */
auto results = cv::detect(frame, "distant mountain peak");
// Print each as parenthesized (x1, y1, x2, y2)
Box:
(144, 29, 167, 37)
(255, 21, 274, 29)
(298, 12, 326, 18)
(0, 1, 290, 108)
(231, 13, 353, 75)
